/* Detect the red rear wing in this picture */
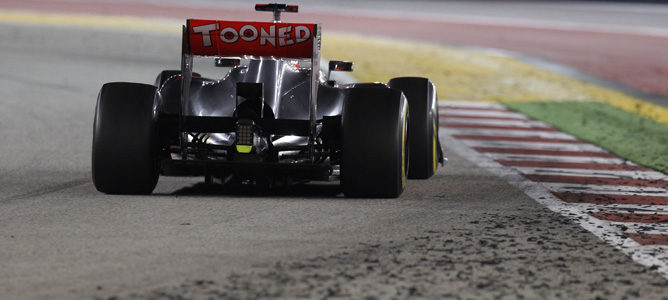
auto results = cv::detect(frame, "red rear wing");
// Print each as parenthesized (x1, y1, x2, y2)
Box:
(187, 19, 317, 59)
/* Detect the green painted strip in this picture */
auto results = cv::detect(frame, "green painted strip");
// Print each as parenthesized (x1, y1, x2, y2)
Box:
(505, 101, 668, 174)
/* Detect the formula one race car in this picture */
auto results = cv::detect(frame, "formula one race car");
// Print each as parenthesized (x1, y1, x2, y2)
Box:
(92, 3, 445, 198)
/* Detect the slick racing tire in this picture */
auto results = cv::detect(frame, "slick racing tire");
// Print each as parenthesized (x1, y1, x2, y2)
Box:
(154, 70, 201, 88)
(341, 87, 408, 198)
(92, 82, 159, 194)
(389, 77, 440, 179)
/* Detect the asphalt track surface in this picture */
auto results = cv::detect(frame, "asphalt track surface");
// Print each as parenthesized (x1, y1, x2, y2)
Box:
(2, 2, 668, 300)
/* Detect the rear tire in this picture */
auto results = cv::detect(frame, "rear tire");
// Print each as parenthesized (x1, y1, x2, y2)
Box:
(341, 87, 408, 198)
(389, 77, 439, 179)
(92, 82, 159, 194)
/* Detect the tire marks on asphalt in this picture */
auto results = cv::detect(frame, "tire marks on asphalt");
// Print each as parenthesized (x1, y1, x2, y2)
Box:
(1, 178, 90, 202)
(439, 101, 668, 277)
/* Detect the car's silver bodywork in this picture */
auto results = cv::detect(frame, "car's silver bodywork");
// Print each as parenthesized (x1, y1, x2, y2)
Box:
(156, 58, 349, 153)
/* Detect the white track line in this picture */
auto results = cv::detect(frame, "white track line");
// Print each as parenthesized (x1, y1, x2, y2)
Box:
(461, 140, 607, 152)
(512, 167, 668, 181)
(634, 246, 668, 262)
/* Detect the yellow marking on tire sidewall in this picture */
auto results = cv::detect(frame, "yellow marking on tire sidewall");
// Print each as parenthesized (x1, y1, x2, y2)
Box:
(401, 105, 407, 189)
(433, 116, 438, 173)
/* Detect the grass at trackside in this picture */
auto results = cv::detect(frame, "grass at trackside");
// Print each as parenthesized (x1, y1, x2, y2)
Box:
(505, 101, 668, 174)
